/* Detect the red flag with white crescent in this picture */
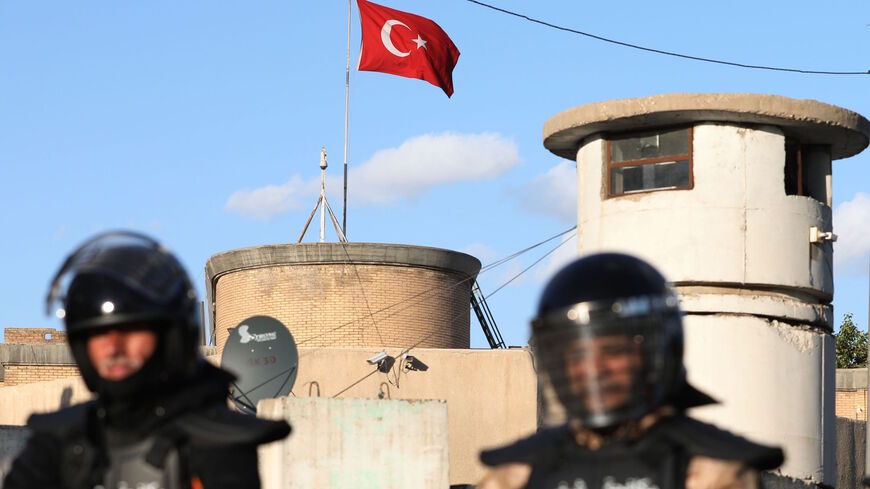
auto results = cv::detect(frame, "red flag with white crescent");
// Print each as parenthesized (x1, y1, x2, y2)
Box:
(357, 0, 460, 97)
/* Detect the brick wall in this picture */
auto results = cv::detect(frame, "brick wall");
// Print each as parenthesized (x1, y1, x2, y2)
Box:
(836, 388, 868, 421)
(4, 328, 67, 344)
(215, 263, 472, 353)
(2, 364, 79, 386)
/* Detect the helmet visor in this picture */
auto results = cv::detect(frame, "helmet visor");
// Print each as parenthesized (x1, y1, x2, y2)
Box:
(533, 295, 679, 428)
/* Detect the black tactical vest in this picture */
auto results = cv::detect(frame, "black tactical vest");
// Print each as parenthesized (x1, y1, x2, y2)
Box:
(25, 400, 290, 489)
(480, 415, 784, 489)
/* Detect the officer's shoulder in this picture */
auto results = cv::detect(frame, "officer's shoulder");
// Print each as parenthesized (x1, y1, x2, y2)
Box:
(26, 400, 96, 437)
(175, 402, 291, 448)
(655, 415, 783, 471)
(479, 424, 571, 467)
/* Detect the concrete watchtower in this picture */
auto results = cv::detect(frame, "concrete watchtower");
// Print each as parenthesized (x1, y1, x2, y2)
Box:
(543, 93, 869, 485)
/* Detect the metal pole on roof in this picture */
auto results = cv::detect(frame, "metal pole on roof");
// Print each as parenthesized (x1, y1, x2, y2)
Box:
(320, 148, 328, 243)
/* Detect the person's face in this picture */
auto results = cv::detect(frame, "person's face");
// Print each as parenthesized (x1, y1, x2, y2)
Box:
(562, 334, 642, 412)
(86, 326, 157, 381)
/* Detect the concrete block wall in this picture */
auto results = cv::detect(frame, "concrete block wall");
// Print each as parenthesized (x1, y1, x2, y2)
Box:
(3, 328, 66, 345)
(258, 397, 449, 489)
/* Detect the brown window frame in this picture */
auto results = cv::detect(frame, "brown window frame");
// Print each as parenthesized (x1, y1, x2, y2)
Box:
(785, 139, 806, 197)
(605, 126, 694, 198)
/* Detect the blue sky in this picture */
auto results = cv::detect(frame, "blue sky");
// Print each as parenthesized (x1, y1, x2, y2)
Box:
(1, 0, 868, 347)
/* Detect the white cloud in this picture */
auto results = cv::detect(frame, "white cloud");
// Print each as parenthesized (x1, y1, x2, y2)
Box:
(343, 132, 520, 205)
(225, 176, 319, 221)
(834, 192, 870, 275)
(514, 161, 577, 223)
(225, 132, 520, 220)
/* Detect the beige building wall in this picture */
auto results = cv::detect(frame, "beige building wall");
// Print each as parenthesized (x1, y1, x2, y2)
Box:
(0, 377, 91, 425)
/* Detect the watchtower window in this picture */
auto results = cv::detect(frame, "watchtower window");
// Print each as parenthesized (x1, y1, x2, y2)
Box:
(784, 139, 831, 205)
(607, 127, 693, 197)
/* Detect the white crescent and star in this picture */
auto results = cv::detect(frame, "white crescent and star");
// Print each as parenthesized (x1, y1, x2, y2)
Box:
(380, 20, 427, 58)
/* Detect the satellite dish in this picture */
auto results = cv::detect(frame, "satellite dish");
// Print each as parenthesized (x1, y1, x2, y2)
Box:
(221, 315, 298, 415)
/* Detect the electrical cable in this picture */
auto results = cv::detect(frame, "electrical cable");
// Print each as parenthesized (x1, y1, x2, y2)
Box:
(314, 230, 576, 398)
(466, 0, 869, 76)
(396, 231, 577, 358)
(332, 368, 380, 397)
(295, 225, 576, 348)
(337, 238, 387, 346)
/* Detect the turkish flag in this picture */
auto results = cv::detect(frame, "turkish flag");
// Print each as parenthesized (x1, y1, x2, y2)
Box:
(357, 0, 460, 97)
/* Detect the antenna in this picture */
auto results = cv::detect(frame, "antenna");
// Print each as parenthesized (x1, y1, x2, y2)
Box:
(320, 147, 328, 243)
(298, 147, 348, 244)
(220, 315, 298, 415)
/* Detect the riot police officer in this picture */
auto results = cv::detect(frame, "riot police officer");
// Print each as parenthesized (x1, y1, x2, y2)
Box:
(478, 253, 783, 489)
(4, 231, 291, 489)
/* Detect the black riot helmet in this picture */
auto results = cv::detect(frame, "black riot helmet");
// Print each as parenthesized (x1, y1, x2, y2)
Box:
(46, 231, 202, 398)
(532, 252, 712, 430)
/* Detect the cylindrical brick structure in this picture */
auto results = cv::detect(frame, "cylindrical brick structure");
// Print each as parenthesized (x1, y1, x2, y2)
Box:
(543, 93, 869, 485)
(205, 243, 481, 353)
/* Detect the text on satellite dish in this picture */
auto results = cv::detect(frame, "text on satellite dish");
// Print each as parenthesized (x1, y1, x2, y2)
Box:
(238, 324, 278, 344)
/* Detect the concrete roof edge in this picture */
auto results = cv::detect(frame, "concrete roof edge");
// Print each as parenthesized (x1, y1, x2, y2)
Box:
(206, 242, 481, 281)
(543, 93, 870, 161)
(836, 368, 869, 389)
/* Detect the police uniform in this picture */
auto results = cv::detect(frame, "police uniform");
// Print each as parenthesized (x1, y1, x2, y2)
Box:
(477, 253, 784, 489)
(3, 231, 290, 489)
(480, 415, 783, 489)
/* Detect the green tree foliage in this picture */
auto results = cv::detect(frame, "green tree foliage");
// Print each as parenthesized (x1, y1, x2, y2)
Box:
(835, 313, 868, 369)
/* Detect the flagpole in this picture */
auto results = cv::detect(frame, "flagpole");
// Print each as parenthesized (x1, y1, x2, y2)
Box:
(343, 0, 351, 237)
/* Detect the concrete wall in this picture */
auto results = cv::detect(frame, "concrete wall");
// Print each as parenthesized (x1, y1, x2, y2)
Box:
(258, 397, 449, 489)
(684, 314, 834, 484)
(0, 426, 29, 486)
(836, 417, 866, 489)
(576, 124, 834, 300)
(206, 243, 481, 353)
(571, 122, 840, 485)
